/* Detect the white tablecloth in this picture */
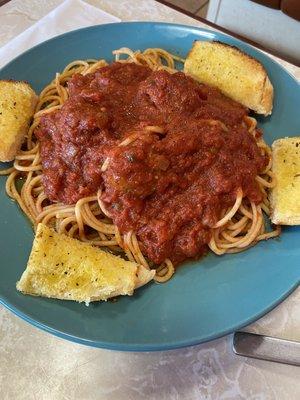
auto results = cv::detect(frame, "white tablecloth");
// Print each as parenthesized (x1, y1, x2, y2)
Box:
(0, 1, 299, 399)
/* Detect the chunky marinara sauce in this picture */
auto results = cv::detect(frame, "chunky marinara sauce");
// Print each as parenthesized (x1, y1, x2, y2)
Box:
(37, 62, 266, 265)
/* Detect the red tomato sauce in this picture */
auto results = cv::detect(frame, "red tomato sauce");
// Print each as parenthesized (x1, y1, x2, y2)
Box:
(37, 62, 266, 265)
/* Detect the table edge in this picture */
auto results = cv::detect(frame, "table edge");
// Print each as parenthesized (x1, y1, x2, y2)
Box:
(155, 0, 300, 67)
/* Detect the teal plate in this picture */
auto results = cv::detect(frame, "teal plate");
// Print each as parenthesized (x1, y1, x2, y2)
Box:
(0, 23, 299, 351)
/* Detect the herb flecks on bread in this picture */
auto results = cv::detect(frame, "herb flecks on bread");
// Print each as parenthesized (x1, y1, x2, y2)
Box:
(0, 80, 37, 162)
(271, 137, 300, 225)
(17, 224, 155, 305)
(184, 41, 273, 116)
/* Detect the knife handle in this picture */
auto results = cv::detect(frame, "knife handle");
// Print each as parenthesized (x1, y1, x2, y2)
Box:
(233, 331, 300, 366)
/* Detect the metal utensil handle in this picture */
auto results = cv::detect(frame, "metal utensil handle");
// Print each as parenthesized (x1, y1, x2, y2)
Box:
(233, 331, 300, 366)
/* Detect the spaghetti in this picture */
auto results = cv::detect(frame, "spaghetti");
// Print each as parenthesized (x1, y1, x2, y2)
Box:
(0, 47, 280, 282)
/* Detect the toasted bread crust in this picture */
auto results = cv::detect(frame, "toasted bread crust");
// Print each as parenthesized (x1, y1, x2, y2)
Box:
(0, 80, 37, 162)
(270, 137, 300, 225)
(184, 40, 273, 116)
(260, 76, 273, 116)
(16, 224, 155, 304)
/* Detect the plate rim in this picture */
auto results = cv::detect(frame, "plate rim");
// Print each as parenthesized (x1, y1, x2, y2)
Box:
(1, 21, 299, 86)
(1, 281, 298, 351)
(0, 21, 299, 351)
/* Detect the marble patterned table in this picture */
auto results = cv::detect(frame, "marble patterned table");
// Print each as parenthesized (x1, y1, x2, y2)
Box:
(0, 1, 299, 399)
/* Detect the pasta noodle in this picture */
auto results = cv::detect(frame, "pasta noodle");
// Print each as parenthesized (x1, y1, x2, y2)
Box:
(0, 48, 280, 282)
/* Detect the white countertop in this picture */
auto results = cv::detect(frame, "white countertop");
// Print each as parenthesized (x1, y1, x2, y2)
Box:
(0, 1, 299, 399)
